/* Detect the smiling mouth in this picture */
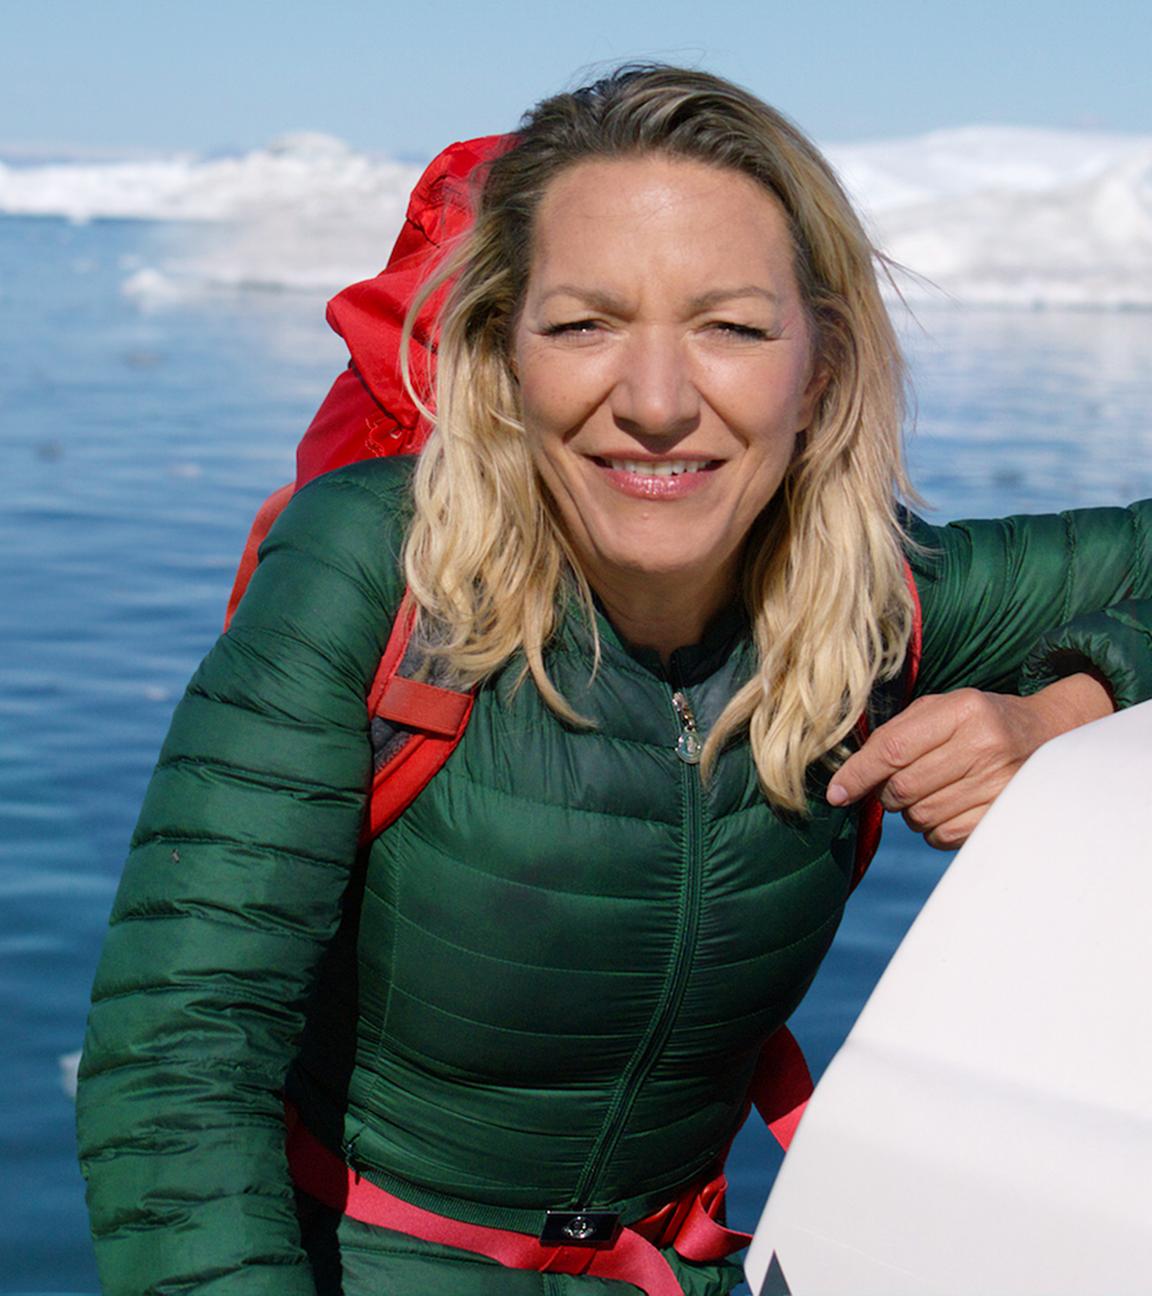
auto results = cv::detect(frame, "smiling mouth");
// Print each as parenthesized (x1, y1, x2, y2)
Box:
(591, 457, 721, 477)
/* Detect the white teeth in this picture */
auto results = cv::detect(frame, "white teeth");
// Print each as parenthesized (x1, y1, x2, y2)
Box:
(605, 459, 708, 477)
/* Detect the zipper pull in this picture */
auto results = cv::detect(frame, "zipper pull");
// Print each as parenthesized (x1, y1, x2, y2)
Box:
(672, 691, 703, 765)
(343, 1136, 362, 1184)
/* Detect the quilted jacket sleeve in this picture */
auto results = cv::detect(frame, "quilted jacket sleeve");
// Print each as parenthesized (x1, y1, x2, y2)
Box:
(909, 501, 1152, 704)
(76, 465, 405, 1295)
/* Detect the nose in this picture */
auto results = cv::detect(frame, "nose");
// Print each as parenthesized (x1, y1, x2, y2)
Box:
(609, 328, 700, 441)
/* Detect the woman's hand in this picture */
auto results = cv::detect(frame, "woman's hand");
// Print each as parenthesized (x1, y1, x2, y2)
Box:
(826, 674, 1115, 850)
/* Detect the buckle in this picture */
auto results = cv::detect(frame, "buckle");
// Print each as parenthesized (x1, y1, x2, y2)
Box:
(540, 1209, 622, 1247)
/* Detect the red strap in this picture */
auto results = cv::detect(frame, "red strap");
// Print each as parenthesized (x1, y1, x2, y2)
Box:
(285, 1106, 747, 1296)
(362, 591, 475, 841)
(366, 599, 472, 735)
(366, 593, 421, 713)
(750, 1026, 813, 1151)
(363, 724, 471, 840)
(903, 556, 924, 689)
(634, 1171, 751, 1259)
(376, 674, 472, 735)
(850, 559, 924, 889)
(851, 792, 887, 893)
(222, 483, 295, 630)
(749, 562, 921, 1150)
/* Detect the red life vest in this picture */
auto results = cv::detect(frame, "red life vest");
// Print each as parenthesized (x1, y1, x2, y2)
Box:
(224, 133, 923, 1295)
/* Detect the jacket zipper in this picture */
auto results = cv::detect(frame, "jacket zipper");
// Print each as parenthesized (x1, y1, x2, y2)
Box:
(569, 678, 705, 1207)
(672, 690, 703, 764)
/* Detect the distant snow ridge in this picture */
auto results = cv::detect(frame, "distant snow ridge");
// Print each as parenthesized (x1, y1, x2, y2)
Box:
(3, 127, 1151, 307)
(0, 131, 414, 222)
(0, 133, 421, 296)
(826, 127, 1152, 308)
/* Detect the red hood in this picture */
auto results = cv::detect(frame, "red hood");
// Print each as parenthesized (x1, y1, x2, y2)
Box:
(296, 132, 514, 487)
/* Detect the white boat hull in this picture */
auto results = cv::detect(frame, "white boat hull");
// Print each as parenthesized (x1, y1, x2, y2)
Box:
(746, 699, 1152, 1295)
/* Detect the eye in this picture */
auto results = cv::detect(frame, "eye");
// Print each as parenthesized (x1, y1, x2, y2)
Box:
(710, 321, 771, 341)
(541, 319, 602, 338)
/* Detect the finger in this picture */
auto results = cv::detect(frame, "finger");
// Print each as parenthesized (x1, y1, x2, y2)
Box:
(875, 738, 992, 811)
(897, 775, 1005, 835)
(918, 805, 985, 852)
(828, 695, 964, 805)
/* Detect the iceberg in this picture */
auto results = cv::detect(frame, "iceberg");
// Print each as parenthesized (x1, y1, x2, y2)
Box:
(0, 133, 421, 296)
(3, 126, 1150, 307)
(0, 132, 417, 223)
(825, 127, 1152, 308)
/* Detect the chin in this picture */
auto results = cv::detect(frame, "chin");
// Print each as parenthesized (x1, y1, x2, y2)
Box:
(600, 546, 732, 586)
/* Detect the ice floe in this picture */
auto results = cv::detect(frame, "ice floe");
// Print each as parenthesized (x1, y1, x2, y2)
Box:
(4, 126, 1151, 307)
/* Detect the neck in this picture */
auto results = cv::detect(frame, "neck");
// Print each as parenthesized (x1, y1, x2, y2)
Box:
(591, 567, 738, 667)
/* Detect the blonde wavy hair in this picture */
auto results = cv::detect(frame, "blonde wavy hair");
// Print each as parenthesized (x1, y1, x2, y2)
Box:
(403, 64, 916, 812)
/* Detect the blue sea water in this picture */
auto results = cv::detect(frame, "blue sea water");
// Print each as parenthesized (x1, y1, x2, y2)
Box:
(1, 212, 1149, 1291)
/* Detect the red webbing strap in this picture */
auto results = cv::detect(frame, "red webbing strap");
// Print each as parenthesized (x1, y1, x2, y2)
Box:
(850, 559, 924, 890)
(376, 674, 471, 736)
(363, 729, 470, 841)
(285, 1106, 746, 1296)
(851, 793, 886, 894)
(222, 482, 295, 630)
(362, 592, 475, 841)
(365, 593, 421, 714)
(636, 1171, 751, 1258)
(749, 1026, 814, 1151)
(751, 570, 922, 1149)
(903, 557, 924, 688)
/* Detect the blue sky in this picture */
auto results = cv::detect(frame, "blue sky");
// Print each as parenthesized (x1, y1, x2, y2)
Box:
(4, 0, 1148, 158)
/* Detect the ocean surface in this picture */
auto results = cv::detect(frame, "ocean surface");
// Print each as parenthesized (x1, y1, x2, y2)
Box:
(1, 210, 1150, 1292)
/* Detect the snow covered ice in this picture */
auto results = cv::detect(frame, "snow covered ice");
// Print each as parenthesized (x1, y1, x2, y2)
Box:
(825, 127, 1152, 308)
(3, 126, 1151, 307)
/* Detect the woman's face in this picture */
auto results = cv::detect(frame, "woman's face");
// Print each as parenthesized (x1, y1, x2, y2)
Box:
(512, 154, 823, 606)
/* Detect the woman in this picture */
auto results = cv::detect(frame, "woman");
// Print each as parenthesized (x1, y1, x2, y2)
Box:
(77, 66, 1152, 1295)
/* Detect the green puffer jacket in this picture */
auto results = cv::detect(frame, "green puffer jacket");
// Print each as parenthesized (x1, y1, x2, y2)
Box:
(77, 457, 1152, 1295)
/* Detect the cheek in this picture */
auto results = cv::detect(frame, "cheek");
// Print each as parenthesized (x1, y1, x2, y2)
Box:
(518, 372, 557, 432)
(518, 387, 564, 478)
(513, 339, 557, 429)
(711, 364, 812, 448)
(518, 357, 605, 449)
(515, 378, 576, 495)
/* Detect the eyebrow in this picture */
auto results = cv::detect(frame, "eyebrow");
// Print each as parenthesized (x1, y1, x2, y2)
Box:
(538, 285, 781, 312)
(689, 286, 782, 310)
